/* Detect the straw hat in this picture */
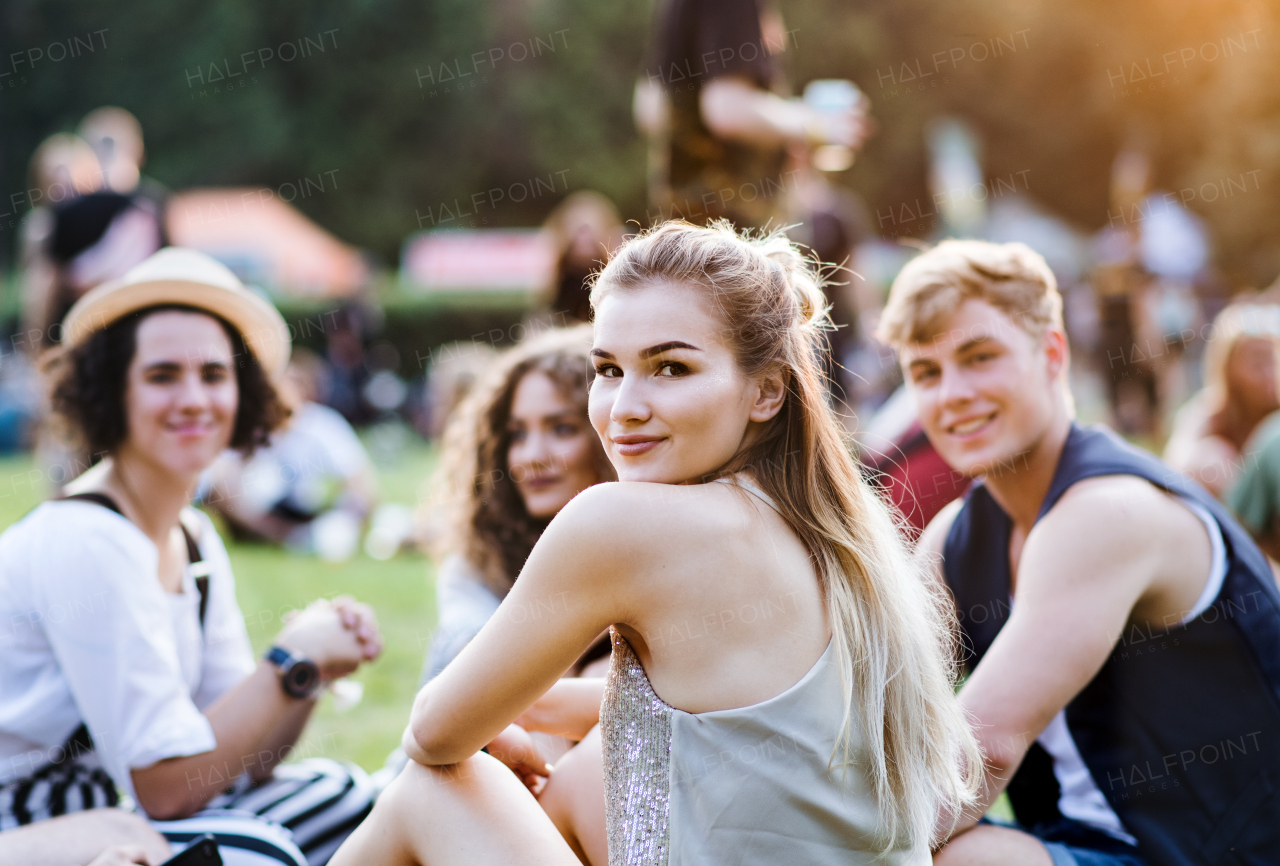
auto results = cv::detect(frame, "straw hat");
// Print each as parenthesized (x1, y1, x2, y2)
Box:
(61, 247, 291, 378)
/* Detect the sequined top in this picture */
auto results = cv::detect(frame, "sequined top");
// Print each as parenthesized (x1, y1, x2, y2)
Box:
(599, 480, 930, 866)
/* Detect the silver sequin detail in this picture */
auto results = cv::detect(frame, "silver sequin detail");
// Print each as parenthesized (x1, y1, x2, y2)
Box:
(601, 630, 672, 866)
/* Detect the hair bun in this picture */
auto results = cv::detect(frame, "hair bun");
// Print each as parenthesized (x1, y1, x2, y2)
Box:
(754, 233, 829, 331)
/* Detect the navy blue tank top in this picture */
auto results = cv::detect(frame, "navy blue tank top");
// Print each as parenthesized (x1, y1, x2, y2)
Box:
(943, 424, 1280, 866)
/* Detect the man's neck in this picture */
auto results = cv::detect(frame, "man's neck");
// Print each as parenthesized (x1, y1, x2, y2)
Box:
(979, 412, 1073, 533)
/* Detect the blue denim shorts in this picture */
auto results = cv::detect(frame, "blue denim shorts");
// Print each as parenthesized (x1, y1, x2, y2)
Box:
(980, 817, 1149, 866)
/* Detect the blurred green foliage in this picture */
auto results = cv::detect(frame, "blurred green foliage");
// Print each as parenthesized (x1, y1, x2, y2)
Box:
(3, 0, 1279, 284)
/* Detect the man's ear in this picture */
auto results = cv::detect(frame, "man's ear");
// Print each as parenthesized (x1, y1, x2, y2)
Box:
(1043, 327, 1069, 380)
(749, 366, 788, 423)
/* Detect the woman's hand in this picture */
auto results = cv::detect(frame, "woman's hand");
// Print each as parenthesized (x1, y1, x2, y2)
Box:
(401, 722, 551, 794)
(276, 598, 375, 679)
(516, 678, 605, 741)
(332, 595, 384, 662)
(484, 724, 552, 793)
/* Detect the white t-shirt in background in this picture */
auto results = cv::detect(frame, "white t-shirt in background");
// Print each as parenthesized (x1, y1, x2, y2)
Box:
(0, 500, 254, 803)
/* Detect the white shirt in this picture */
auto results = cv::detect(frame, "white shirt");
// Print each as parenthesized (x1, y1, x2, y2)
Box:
(0, 501, 254, 802)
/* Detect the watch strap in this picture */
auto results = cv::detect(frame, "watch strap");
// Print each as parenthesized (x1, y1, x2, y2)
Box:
(266, 645, 295, 668)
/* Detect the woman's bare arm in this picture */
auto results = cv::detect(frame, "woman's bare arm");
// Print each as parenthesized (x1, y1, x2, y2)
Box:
(408, 485, 650, 765)
(517, 678, 606, 741)
(132, 601, 373, 818)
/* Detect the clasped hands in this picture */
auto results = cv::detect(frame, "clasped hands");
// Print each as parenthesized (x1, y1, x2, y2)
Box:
(276, 595, 384, 682)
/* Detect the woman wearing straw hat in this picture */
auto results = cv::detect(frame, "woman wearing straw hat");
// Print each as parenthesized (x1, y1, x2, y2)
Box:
(0, 248, 383, 866)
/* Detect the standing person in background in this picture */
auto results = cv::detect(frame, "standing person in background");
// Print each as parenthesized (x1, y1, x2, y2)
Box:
(1164, 303, 1280, 499)
(543, 193, 626, 324)
(77, 107, 170, 214)
(18, 134, 103, 354)
(24, 109, 169, 354)
(0, 248, 383, 866)
(634, 0, 868, 230)
(785, 142, 873, 407)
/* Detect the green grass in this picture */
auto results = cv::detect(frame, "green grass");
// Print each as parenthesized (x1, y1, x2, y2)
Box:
(0, 429, 440, 774)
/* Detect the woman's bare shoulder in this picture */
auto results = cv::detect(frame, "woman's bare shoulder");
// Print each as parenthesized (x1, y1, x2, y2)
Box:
(558, 480, 735, 531)
(542, 481, 740, 568)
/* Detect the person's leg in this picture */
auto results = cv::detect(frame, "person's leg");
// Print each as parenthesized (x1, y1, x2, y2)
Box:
(330, 752, 580, 866)
(934, 824, 1055, 866)
(0, 809, 170, 866)
(538, 726, 606, 866)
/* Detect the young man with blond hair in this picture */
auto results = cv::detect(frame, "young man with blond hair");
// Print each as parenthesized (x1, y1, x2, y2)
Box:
(880, 239, 1280, 866)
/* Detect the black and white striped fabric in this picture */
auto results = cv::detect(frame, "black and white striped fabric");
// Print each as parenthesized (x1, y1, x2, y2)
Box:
(201, 758, 376, 866)
(0, 726, 115, 831)
(0, 752, 374, 865)
(155, 810, 307, 866)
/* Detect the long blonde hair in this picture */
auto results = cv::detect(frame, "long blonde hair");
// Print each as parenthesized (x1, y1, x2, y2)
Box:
(591, 221, 981, 850)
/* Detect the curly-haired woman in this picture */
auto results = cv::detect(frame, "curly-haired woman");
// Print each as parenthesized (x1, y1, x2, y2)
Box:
(421, 325, 614, 686)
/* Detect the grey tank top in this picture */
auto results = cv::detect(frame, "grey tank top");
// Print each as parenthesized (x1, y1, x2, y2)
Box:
(599, 478, 929, 866)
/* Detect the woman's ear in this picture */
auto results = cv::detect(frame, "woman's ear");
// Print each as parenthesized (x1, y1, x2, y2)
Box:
(749, 367, 788, 423)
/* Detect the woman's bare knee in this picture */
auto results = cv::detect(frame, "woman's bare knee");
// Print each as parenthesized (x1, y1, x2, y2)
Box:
(934, 824, 1053, 866)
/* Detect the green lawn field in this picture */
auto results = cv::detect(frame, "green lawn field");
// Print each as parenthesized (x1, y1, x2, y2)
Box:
(0, 428, 439, 774)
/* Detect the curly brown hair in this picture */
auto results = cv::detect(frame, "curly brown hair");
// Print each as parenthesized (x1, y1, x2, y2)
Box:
(44, 304, 290, 459)
(433, 324, 613, 596)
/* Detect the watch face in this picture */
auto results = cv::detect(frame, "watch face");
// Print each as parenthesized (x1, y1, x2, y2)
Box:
(283, 659, 320, 698)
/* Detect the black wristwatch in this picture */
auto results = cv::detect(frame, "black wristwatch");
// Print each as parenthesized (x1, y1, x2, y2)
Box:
(265, 645, 321, 699)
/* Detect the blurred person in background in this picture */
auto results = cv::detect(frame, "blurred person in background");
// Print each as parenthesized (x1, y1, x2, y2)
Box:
(23, 110, 168, 354)
(414, 340, 498, 441)
(421, 325, 614, 684)
(1090, 146, 1212, 439)
(200, 348, 378, 561)
(323, 304, 374, 425)
(634, 0, 869, 230)
(1224, 407, 1280, 565)
(408, 325, 615, 862)
(1165, 303, 1280, 499)
(0, 248, 382, 866)
(17, 133, 103, 354)
(784, 140, 873, 408)
(1089, 148, 1159, 437)
(76, 107, 169, 212)
(542, 192, 626, 324)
